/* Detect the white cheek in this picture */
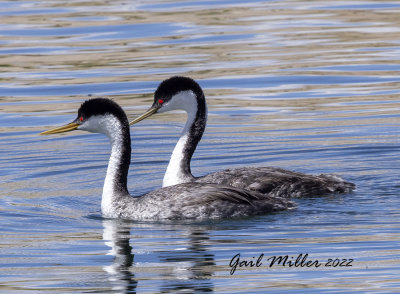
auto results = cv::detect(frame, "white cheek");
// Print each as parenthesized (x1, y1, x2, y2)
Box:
(78, 115, 122, 139)
(78, 116, 104, 133)
(158, 101, 180, 113)
(158, 90, 197, 114)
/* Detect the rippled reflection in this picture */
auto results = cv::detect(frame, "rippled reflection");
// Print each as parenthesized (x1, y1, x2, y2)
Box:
(103, 220, 137, 293)
(102, 220, 216, 293)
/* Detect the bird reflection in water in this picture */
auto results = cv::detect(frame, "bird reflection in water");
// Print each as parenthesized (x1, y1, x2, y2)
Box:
(102, 219, 137, 293)
(158, 228, 215, 293)
(102, 219, 216, 293)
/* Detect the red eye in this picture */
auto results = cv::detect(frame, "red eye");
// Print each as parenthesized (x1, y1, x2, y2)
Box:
(79, 116, 83, 122)
(158, 99, 164, 104)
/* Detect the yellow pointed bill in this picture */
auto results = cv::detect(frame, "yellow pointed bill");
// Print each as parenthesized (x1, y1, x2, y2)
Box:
(129, 106, 159, 125)
(40, 122, 79, 135)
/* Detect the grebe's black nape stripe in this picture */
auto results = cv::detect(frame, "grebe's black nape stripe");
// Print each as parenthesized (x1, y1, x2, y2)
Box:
(41, 97, 294, 220)
(130, 76, 355, 198)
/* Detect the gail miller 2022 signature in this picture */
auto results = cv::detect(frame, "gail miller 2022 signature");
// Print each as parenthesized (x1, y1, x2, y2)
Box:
(229, 253, 353, 275)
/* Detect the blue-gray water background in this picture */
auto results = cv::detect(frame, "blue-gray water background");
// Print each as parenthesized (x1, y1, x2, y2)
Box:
(1, 0, 399, 293)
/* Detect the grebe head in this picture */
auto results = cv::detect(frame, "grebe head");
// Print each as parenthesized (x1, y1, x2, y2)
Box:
(130, 76, 204, 125)
(40, 98, 128, 137)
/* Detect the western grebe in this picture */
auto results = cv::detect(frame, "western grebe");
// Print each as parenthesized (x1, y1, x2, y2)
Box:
(130, 76, 355, 197)
(40, 98, 293, 220)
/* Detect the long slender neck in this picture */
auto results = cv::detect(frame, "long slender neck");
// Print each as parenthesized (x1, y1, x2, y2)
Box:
(102, 117, 131, 216)
(163, 91, 207, 187)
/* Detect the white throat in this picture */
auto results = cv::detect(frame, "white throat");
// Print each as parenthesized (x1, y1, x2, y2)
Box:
(103, 132, 124, 216)
(161, 90, 206, 187)
(162, 132, 194, 187)
(79, 115, 126, 216)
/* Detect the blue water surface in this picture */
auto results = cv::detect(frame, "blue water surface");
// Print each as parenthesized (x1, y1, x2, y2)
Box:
(1, 0, 399, 293)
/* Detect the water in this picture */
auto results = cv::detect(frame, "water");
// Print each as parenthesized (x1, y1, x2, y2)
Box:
(1, 0, 400, 292)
